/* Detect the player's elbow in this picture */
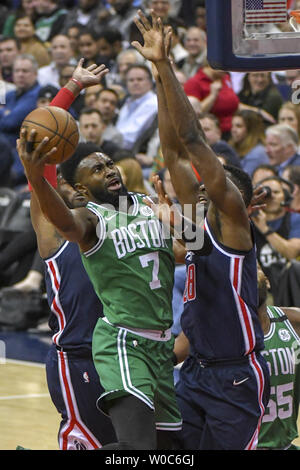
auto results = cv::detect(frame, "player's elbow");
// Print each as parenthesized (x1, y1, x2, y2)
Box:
(177, 122, 205, 149)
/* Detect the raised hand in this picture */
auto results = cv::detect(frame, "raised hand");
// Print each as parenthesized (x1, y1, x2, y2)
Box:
(132, 9, 172, 63)
(72, 58, 109, 88)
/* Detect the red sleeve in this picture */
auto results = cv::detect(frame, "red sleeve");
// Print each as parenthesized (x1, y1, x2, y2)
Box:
(50, 87, 76, 110)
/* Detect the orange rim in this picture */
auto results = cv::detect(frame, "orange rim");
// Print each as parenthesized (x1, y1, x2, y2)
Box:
(290, 10, 300, 23)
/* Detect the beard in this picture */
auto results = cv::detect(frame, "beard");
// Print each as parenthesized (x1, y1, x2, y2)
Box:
(90, 183, 129, 208)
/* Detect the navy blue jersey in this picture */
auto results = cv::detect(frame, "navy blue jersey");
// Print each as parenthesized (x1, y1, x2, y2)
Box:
(181, 219, 265, 359)
(44, 241, 103, 352)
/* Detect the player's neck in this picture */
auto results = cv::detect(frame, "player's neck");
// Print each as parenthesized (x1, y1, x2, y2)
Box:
(258, 302, 271, 335)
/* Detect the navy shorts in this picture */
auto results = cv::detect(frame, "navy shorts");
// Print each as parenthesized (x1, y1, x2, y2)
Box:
(175, 352, 270, 450)
(45, 344, 116, 450)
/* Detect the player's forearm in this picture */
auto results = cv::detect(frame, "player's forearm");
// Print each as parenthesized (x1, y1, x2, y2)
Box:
(50, 80, 81, 110)
(155, 59, 227, 201)
(156, 78, 182, 163)
(265, 232, 300, 260)
(155, 59, 206, 146)
(173, 331, 190, 364)
(29, 175, 79, 238)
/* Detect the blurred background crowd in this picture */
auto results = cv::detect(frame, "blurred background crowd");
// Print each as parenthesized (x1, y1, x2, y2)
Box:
(1, 0, 300, 330)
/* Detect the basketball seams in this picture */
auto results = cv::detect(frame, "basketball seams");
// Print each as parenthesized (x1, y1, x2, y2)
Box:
(22, 118, 77, 147)
(22, 106, 79, 164)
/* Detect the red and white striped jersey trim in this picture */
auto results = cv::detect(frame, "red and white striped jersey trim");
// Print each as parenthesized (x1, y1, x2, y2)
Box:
(57, 350, 102, 450)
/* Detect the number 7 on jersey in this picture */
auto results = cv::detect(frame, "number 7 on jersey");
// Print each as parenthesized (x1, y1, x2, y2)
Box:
(139, 252, 162, 290)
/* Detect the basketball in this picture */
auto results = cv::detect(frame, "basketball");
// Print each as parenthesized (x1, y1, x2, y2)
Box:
(21, 106, 79, 164)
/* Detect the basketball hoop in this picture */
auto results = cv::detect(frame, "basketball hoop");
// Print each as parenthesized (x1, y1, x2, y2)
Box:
(289, 10, 300, 31)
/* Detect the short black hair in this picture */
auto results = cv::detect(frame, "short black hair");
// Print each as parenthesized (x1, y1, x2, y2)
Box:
(60, 142, 102, 187)
(223, 164, 253, 207)
(97, 28, 123, 43)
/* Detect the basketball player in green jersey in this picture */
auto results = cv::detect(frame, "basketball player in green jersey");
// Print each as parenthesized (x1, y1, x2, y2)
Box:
(17, 133, 193, 450)
(257, 266, 300, 450)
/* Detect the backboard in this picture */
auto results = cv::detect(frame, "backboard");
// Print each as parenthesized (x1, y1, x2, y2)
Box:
(206, 0, 300, 71)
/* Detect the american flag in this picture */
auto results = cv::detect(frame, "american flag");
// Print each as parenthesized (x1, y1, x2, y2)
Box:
(244, 0, 287, 24)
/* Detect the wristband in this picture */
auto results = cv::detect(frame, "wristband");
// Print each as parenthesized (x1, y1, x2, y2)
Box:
(263, 229, 274, 237)
(70, 77, 83, 90)
(50, 87, 75, 110)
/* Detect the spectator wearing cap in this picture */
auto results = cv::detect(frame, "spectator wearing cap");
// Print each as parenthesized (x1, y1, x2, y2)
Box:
(36, 84, 59, 108)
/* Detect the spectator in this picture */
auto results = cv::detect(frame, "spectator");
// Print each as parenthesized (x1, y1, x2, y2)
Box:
(38, 34, 76, 88)
(251, 175, 300, 304)
(36, 84, 59, 108)
(178, 0, 206, 29)
(62, 0, 106, 36)
(13, 13, 51, 67)
(114, 152, 149, 193)
(83, 83, 103, 108)
(2, 0, 37, 39)
(252, 163, 278, 187)
(95, 88, 124, 147)
(0, 4, 9, 37)
(177, 26, 206, 79)
(78, 107, 120, 158)
(97, 29, 124, 73)
(238, 72, 284, 123)
(229, 109, 269, 176)
(116, 64, 158, 151)
(184, 63, 239, 139)
(34, 0, 67, 43)
(0, 37, 20, 83)
(0, 53, 41, 186)
(78, 29, 108, 69)
(65, 22, 82, 60)
(282, 165, 300, 213)
(98, 0, 138, 43)
(278, 101, 300, 152)
(105, 48, 144, 98)
(265, 124, 300, 176)
(199, 112, 242, 168)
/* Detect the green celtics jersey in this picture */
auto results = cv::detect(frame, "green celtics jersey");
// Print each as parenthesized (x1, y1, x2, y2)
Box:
(258, 306, 300, 449)
(81, 193, 175, 330)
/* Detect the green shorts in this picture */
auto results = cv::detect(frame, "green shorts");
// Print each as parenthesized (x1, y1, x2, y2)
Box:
(92, 318, 182, 432)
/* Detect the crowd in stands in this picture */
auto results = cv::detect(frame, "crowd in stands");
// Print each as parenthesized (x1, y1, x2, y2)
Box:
(1, 0, 300, 331)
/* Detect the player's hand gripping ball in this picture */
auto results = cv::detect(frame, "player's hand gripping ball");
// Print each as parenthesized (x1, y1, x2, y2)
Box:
(21, 106, 79, 164)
